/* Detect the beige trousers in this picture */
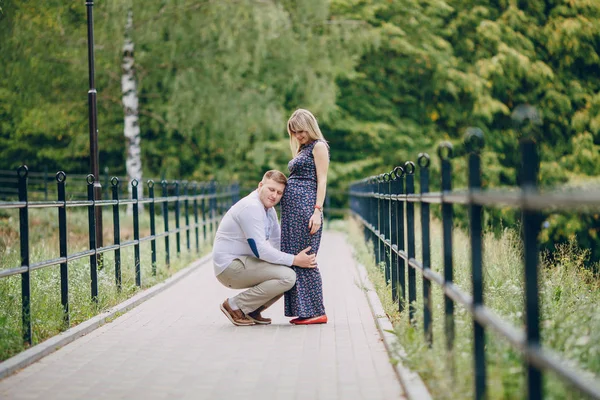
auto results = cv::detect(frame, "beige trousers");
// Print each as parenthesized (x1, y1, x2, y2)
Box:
(216, 256, 296, 315)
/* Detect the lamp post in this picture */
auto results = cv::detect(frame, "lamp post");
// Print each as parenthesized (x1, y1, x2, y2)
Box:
(86, 1, 103, 253)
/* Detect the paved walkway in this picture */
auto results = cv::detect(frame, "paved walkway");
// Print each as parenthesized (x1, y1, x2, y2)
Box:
(0, 231, 405, 400)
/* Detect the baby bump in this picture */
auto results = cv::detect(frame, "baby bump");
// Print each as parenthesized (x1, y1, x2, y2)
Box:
(281, 179, 318, 252)
(282, 179, 316, 204)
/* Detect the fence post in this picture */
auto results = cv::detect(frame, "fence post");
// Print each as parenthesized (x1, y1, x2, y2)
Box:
(391, 167, 404, 303)
(358, 178, 371, 243)
(466, 128, 486, 400)
(209, 180, 216, 239)
(201, 183, 207, 242)
(404, 161, 416, 322)
(86, 174, 98, 302)
(57, 171, 69, 327)
(379, 174, 388, 280)
(148, 180, 157, 276)
(438, 142, 455, 367)
(513, 104, 543, 400)
(43, 165, 48, 201)
(368, 176, 372, 256)
(384, 173, 392, 287)
(418, 153, 433, 346)
(104, 166, 109, 199)
(522, 138, 543, 400)
(112, 177, 121, 289)
(193, 183, 200, 253)
(184, 181, 190, 252)
(132, 179, 141, 287)
(390, 168, 400, 302)
(396, 169, 406, 311)
(379, 175, 386, 273)
(374, 177, 381, 267)
(174, 181, 181, 255)
(162, 180, 170, 268)
(17, 166, 31, 344)
(217, 182, 222, 227)
(214, 181, 219, 233)
(228, 183, 234, 209)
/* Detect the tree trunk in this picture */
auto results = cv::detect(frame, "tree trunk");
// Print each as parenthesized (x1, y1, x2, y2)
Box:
(122, 9, 143, 214)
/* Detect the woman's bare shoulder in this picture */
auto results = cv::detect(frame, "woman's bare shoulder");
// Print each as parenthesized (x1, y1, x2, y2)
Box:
(313, 140, 329, 152)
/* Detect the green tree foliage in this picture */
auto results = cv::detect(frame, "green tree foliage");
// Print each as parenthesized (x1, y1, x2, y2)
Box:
(0, 0, 368, 181)
(330, 0, 600, 263)
(0, 0, 129, 173)
(126, 0, 370, 182)
(1, 0, 599, 261)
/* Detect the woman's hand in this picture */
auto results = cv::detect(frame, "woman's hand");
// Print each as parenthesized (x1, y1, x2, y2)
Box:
(308, 210, 322, 235)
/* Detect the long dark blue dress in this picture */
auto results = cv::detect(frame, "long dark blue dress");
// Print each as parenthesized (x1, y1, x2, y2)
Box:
(281, 139, 326, 318)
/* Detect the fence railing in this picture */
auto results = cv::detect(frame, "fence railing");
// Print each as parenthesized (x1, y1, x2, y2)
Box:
(0, 168, 162, 201)
(0, 165, 239, 346)
(349, 133, 600, 400)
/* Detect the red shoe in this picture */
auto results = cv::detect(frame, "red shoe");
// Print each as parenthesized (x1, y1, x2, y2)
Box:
(291, 315, 328, 325)
(289, 317, 301, 325)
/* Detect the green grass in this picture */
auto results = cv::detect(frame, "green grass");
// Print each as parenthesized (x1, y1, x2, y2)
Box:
(345, 216, 600, 400)
(0, 205, 216, 361)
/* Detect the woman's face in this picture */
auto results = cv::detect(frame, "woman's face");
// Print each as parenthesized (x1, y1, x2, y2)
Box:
(291, 130, 310, 145)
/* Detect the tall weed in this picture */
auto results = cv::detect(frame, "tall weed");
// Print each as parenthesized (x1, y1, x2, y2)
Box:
(0, 206, 211, 360)
(346, 217, 599, 399)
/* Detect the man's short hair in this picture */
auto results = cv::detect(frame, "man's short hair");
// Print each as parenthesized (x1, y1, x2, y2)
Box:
(262, 170, 287, 185)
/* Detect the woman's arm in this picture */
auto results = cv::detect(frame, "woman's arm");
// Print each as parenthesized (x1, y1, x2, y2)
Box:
(309, 141, 329, 235)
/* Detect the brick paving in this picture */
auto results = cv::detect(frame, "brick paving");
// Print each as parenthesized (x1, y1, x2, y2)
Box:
(0, 231, 405, 400)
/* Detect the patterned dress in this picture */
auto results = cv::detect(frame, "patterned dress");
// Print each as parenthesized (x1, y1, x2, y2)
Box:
(281, 139, 326, 318)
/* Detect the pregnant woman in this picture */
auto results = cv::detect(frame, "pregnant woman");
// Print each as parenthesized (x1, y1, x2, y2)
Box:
(281, 109, 330, 325)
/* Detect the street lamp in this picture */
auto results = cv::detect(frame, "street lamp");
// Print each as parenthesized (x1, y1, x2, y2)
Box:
(86, 1, 103, 253)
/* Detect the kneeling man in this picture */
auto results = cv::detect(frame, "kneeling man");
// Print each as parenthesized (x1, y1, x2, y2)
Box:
(213, 170, 315, 326)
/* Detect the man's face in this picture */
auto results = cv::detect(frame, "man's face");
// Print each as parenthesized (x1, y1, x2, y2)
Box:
(257, 178, 285, 209)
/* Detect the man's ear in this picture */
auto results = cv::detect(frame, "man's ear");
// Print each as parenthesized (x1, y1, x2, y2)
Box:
(258, 181, 263, 189)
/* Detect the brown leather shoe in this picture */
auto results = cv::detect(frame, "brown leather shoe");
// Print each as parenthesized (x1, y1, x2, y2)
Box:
(247, 308, 272, 325)
(220, 299, 254, 326)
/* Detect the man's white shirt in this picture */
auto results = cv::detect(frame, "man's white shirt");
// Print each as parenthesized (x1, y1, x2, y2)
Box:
(212, 190, 294, 276)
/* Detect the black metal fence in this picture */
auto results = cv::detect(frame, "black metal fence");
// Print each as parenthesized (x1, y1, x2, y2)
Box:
(0, 165, 239, 346)
(0, 168, 159, 201)
(349, 133, 600, 399)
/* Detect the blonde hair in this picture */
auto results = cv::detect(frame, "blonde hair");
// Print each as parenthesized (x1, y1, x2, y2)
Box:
(262, 170, 287, 185)
(286, 109, 328, 156)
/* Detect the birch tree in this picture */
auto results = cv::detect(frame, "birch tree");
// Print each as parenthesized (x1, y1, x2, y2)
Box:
(121, 9, 143, 212)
